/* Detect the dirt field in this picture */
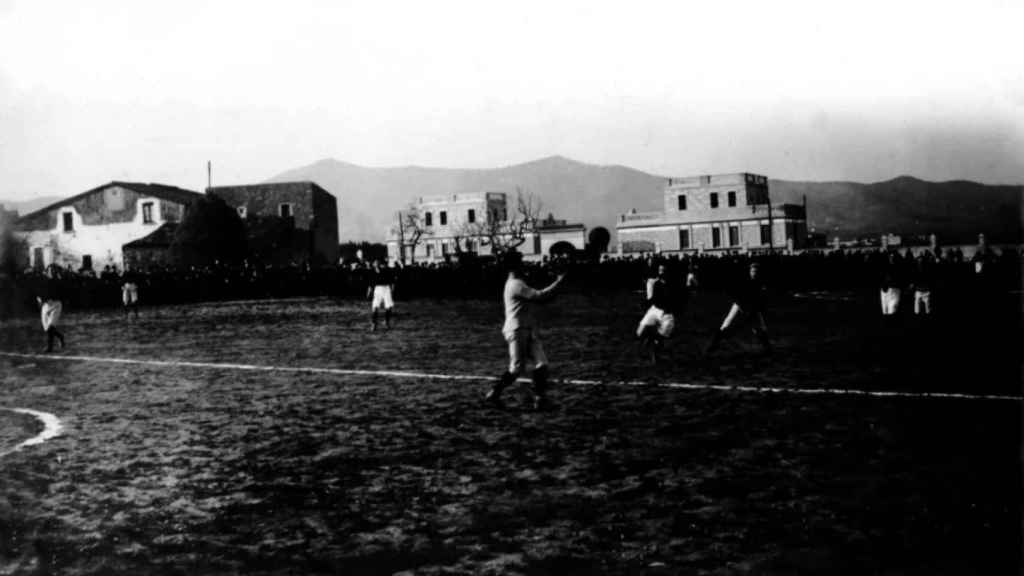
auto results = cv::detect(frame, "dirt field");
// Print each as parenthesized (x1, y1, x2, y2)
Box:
(1, 290, 1021, 575)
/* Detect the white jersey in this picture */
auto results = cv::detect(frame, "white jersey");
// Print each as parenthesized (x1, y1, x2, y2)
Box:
(502, 277, 545, 334)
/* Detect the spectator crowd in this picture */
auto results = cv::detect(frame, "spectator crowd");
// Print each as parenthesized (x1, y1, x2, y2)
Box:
(0, 245, 1019, 319)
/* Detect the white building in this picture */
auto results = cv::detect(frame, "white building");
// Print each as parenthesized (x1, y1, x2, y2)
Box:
(16, 181, 202, 271)
(386, 193, 587, 262)
(616, 173, 807, 254)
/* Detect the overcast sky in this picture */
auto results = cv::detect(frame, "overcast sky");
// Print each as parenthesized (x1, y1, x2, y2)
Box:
(1, 0, 1021, 200)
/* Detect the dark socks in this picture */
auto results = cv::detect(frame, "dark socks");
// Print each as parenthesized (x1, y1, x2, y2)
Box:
(487, 371, 518, 403)
(531, 366, 550, 397)
(45, 327, 63, 352)
(705, 329, 725, 354)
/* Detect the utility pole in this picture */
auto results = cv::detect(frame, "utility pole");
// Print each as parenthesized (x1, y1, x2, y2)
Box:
(397, 210, 406, 264)
(207, 161, 212, 192)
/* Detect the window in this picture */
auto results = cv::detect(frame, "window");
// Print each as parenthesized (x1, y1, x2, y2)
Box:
(679, 228, 690, 249)
(440, 211, 447, 226)
(441, 242, 449, 256)
(677, 195, 687, 210)
(468, 209, 476, 224)
(760, 224, 772, 245)
(425, 212, 432, 227)
(81, 255, 93, 271)
(32, 247, 44, 270)
(142, 202, 154, 224)
(712, 227, 721, 248)
(426, 244, 434, 258)
(728, 191, 736, 207)
(62, 212, 73, 232)
(710, 193, 719, 208)
(237, 206, 247, 219)
(728, 225, 739, 246)
(279, 203, 293, 218)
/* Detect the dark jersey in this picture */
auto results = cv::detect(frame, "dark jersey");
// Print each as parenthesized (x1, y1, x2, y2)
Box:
(40, 277, 63, 302)
(368, 267, 395, 287)
(730, 276, 766, 313)
(648, 277, 687, 315)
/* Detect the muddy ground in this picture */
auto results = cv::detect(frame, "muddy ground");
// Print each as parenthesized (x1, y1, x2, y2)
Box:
(0, 290, 1020, 575)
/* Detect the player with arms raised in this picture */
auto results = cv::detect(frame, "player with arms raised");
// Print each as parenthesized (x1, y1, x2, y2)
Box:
(485, 252, 567, 411)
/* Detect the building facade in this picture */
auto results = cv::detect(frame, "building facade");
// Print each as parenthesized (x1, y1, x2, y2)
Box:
(387, 192, 506, 262)
(616, 173, 807, 254)
(207, 181, 339, 265)
(16, 181, 203, 271)
(387, 193, 587, 262)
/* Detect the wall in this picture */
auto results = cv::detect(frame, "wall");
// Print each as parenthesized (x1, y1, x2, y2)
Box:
(617, 218, 804, 254)
(210, 183, 342, 265)
(210, 184, 316, 230)
(311, 188, 340, 264)
(663, 173, 770, 224)
(19, 188, 183, 271)
(538, 228, 586, 256)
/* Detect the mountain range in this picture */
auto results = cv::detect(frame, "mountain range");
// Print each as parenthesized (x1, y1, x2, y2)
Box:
(3, 156, 1020, 245)
(267, 156, 1023, 245)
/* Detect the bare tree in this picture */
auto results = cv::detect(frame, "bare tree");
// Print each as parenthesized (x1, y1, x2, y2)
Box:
(392, 203, 432, 263)
(504, 188, 542, 252)
(458, 188, 542, 256)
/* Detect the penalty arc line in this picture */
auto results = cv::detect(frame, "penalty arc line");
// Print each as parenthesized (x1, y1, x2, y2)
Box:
(0, 351, 1020, 403)
(0, 407, 64, 458)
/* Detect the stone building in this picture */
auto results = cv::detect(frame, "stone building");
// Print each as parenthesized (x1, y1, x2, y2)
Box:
(386, 192, 586, 262)
(616, 173, 807, 254)
(16, 181, 203, 271)
(207, 181, 339, 265)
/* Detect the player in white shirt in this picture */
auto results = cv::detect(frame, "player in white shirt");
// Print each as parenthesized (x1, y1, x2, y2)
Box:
(485, 252, 567, 410)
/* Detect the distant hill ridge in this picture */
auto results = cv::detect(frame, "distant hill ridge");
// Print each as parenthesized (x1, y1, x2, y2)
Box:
(4, 158, 1019, 245)
(265, 156, 1022, 244)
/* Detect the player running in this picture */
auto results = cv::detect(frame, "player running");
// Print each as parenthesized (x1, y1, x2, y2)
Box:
(37, 266, 66, 353)
(704, 261, 772, 355)
(485, 252, 567, 411)
(367, 260, 396, 331)
(636, 262, 687, 363)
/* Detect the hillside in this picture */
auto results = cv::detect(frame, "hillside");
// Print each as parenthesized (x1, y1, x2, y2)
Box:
(266, 156, 664, 242)
(261, 157, 1021, 244)
(0, 196, 63, 217)
(770, 177, 1023, 243)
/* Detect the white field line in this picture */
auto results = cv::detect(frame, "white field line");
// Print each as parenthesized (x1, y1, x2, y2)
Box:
(0, 407, 64, 457)
(0, 351, 1020, 402)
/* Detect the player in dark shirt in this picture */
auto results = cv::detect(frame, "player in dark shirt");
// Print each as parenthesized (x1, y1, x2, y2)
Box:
(636, 263, 687, 363)
(704, 262, 772, 355)
(367, 260, 396, 331)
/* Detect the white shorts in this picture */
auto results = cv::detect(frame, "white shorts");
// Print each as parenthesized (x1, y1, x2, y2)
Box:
(504, 328, 547, 375)
(880, 288, 901, 316)
(372, 285, 394, 310)
(122, 284, 139, 305)
(41, 301, 62, 332)
(914, 290, 931, 315)
(637, 306, 676, 338)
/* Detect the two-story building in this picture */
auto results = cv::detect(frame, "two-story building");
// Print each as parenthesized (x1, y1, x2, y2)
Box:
(16, 181, 203, 271)
(207, 181, 339, 265)
(387, 192, 587, 262)
(616, 173, 807, 254)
